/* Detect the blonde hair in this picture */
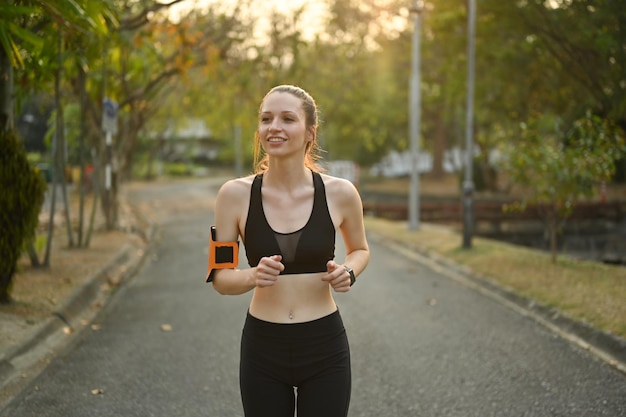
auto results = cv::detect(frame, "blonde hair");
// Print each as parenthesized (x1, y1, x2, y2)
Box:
(253, 85, 325, 173)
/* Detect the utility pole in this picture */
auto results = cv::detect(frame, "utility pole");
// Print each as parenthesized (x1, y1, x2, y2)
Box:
(408, 0, 423, 231)
(462, 0, 476, 248)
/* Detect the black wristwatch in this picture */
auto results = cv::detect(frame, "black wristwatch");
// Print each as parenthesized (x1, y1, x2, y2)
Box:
(344, 265, 356, 286)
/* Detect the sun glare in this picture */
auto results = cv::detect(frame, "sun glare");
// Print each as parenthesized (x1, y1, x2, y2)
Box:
(544, 0, 573, 8)
(167, 0, 329, 40)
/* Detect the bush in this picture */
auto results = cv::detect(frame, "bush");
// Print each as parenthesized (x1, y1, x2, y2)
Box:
(0, 130, 47, 304)
(164, 162, 192, 176)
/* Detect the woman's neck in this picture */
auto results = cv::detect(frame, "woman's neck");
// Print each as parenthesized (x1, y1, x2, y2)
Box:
(263, 159, 311, 191)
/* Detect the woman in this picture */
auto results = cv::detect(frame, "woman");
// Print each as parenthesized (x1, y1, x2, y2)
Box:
(210, 85, 370, 417)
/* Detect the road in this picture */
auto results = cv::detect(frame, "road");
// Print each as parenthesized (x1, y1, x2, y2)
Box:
(2, 178, 625, 417)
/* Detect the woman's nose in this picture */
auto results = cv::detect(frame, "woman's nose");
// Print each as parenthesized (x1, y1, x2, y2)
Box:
(269, 119, 281, 130)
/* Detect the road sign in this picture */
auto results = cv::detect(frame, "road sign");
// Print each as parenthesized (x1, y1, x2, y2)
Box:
(102, 98, 118, 134)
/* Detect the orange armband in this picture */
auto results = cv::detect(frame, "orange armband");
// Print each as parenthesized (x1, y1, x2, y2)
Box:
(205, 226, 239, 283)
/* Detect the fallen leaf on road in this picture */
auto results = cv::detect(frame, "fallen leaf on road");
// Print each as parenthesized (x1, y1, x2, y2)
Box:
(161, 324, 173, 332)
(91, 388, 104, 395)
(63, 326, 73, 334)
(426, 298, 437, 306)
(107, 274, 122, 286)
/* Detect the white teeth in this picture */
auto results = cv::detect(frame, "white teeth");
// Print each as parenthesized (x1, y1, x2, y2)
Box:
(268, 137, 285, 142)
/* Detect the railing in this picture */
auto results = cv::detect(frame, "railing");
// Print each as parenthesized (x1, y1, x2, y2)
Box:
(363, 199, 626, 224)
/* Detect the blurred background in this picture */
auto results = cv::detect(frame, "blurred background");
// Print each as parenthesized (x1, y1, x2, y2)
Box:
(2, 0, 625, 265)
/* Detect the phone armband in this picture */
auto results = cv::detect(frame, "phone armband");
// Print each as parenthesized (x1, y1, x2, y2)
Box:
(205, 226, 239, 283)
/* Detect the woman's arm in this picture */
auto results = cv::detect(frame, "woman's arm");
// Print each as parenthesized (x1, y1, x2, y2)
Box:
(210, 178, 285, 295)
(210, 179, 257, 295)
(323, 177, 370, 291)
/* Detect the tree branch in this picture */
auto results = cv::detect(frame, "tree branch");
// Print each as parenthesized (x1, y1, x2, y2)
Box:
(120, 0, 187, 31)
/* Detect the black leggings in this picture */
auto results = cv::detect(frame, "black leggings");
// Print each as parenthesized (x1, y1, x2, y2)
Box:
(239, 310, 351, 417)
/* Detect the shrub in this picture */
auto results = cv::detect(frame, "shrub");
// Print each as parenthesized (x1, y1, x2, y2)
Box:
(164, 162, 192, 176)
(0, 130, 47, 304)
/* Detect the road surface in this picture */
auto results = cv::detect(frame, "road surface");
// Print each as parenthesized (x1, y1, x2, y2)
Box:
(2, 178, 625, 417)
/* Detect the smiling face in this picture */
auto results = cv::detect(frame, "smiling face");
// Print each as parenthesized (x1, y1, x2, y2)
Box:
(253, 85, 323, 173)
(257, 91, 314, 160)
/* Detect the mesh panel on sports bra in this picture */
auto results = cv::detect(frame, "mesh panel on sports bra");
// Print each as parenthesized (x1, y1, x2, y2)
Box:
(244, 172, 335, 274)
(274, 231, 302, 264)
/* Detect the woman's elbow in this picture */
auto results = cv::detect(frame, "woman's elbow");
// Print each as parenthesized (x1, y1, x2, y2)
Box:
(211, 281, 229, 295)
(211, 270, 253, 295)
(362, 248, 371, 265)
(210, 272, 231, 295)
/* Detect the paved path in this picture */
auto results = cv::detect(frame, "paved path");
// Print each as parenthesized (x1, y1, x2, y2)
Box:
(2, 179, 625, 416)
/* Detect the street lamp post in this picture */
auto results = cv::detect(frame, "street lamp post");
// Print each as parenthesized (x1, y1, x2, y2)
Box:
(408, 0, 423, 231)
(462, 0, 476, 248)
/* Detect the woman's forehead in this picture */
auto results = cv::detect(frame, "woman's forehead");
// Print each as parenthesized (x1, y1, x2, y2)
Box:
(261, 92, 303, 114)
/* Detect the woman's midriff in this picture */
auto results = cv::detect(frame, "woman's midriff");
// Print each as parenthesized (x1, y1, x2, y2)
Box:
(248, 272, 337, 323)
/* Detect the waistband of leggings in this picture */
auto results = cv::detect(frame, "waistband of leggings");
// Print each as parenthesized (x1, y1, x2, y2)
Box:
(243, 309, 344, 339)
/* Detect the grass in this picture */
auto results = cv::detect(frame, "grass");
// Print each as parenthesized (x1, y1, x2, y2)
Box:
(360, 173, 626, 339)
(364, 216, 626, 339)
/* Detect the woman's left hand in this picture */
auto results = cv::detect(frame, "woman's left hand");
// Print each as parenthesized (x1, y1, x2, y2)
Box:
(322, 261, 351, 293)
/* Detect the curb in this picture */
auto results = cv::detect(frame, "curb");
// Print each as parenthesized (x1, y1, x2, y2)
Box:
(372, 233, 626, 376)
(0, 218, 157, 393)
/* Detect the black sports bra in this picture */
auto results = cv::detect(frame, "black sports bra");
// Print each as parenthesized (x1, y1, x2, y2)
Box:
(244, 172, 336, 274)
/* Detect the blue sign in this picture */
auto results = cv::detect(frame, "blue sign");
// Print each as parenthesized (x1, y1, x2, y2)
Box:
(102, 98, 118, 134)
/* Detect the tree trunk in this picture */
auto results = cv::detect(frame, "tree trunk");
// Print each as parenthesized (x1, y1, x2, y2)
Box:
(54, 29, 74, 247)
(1, 35, 18, 303)
(27, 243, 41, 267)
(43, 132, 58, 267)
(0, 46, 13, 132)
(548, 208, 558, 264)
(0, 271, 14, 304)
(85, 146, 100, 246)
(77, 61, 87, 247)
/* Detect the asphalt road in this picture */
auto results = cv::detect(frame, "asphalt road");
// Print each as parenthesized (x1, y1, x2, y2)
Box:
(2, 178, 625, 417)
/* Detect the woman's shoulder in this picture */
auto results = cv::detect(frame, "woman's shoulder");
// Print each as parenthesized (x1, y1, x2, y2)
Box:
(318, 172, 359, 200)
(217, 175, 256, 201)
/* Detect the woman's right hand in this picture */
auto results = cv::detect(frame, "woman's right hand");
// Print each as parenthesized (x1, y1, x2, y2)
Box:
(254, 255, 284, 287)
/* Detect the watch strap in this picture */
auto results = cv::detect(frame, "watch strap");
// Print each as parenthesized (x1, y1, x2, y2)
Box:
(344, 265, 356, 286)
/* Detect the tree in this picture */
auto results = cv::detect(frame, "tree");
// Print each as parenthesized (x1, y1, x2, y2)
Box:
(0, 129, 47, 304)
(0, 0, 117, 285)
(517, 0, 626, 128)
(501, 112, 626, 263)
(471, 0, 626, 191)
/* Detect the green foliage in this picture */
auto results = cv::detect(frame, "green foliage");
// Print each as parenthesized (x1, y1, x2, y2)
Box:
(0, 3, 44, 68)
(3, 0, 625, 186)
(504, 112, 625, 209)
(501, 112, 626, 261)
(163, 162, 192, 177)
(514, 0, 626, 124)
(0, 130, 47, 303)
(0, 0, 115, 68)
